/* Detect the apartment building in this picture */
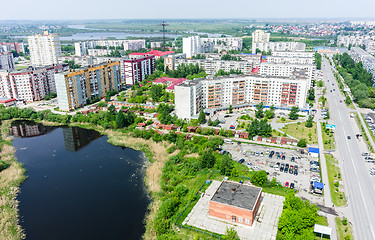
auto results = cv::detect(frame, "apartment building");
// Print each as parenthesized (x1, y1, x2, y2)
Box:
(74, 41, 95, 56)
(0, 64, 69, 102)
(55, 62, 121, 111)
(252, 42, 306, 54)
(28, 31, 62, 67)
(0, 52, 15, 71)
(164, 53, 186, 71)
(0, 42, 25, 53)
(201, 37, 243, 51)
(183, 36, 214, 58)
(337, 35, 374, 48)
(265, 55, 314, 65)
(252, 30, 270, 43)
(123, 55, 155, 85)
(74, 40, 145, 56)
(349, 47, 375, 82)
(175, 80, 202, 119)
(259, 62, 314, 87)
(174, 58, 253, 75)
(175, 75, 309, 119)
(271, 51, 315, 58)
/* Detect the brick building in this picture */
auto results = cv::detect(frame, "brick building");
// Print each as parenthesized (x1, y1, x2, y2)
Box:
(209, 181, 262, 226)
(123, 55, 155, 85)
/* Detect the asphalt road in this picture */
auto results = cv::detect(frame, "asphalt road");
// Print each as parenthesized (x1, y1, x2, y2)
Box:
(322, 58, 375, 239)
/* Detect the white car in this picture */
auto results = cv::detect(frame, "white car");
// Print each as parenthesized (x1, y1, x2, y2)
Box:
(253, 166, 260, 170)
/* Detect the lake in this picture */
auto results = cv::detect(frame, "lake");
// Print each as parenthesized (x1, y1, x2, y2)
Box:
(10, 121, 150, 240)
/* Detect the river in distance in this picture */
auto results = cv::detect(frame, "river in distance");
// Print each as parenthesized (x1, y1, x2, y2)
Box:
(10, 121, 150, 240)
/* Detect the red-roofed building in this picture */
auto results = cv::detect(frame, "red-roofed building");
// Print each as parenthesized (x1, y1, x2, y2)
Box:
(251, 67, 259, 74)
(0, 98, 16, 107)
(154, 77, 187, 92)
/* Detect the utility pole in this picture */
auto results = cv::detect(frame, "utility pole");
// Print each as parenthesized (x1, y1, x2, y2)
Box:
(160, 21, 169, 51)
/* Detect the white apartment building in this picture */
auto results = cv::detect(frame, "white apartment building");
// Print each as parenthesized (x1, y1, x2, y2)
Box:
(252, 30, 270, 43)
(271, 51, 315, 58)
(28, 31, 62, 67)
(0, 65, 69, 102)
(350, 47, 375, 82)
(259, 62, 314, 88)
(174, 58, 253, 75)
(252, 42, 306, 54)
(74, 41, 95, 56)
(95, 39, 145, 51)
(183, 36, 214, 58)
(87, 49, 113, 57)
(0, 52, 15, 71)
(265, 55, 314, 65)
(201, 37, 243, 51)
(175, 80, 202, 119)
(175, 75, 309, 119)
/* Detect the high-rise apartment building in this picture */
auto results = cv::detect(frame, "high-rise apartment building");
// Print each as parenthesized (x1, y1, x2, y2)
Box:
(175, 75, 309, 119)
(271, 51, 315, 58)
(0, 52, 15, 71)
(265, 55, 314, 65)
(55, 62, 121, 111)
(0, 64, 69, 102)
(28, 31, 62, 67)
(183, 36, 202, 58)
(201, 37, 243, 51)
(123, 55, 155, 85)
(252, 42, 306, 54)
(252, 30, 270, 43)
(0, 42, 25, 53)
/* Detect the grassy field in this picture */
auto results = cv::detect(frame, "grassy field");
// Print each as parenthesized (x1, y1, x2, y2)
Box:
(321, 122, 335, 150)
(335, 217, 353, 240)
(0, 120, 27, 240)
(325, 154, 346, 207)
(15, 65, 29, 71)
(281, 122, 318, 144)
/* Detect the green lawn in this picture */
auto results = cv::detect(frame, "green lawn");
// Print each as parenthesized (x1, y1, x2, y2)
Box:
(325, 154, 346, 206)
(335, 217, 353, 240)
(15, 65, 29, 70)
(281, 122, 318, 144)
(321, 122, 335, 150)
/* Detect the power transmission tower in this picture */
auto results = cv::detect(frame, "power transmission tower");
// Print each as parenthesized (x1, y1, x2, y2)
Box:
(160, 21, 169, 51)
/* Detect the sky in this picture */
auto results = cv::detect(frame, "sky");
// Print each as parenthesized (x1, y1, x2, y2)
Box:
(1, 0, 375, 20)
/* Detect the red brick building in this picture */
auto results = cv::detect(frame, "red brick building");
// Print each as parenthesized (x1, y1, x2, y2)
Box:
(209, 181, 262, 226)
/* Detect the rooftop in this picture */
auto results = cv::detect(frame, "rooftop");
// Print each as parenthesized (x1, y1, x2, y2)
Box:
(210, 181, 262, 211)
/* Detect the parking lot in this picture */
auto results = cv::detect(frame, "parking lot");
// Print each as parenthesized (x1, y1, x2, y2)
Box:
(222, 141, 322, 195)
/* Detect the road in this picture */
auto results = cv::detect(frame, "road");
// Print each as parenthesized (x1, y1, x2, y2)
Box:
(322, 58, 375, 240)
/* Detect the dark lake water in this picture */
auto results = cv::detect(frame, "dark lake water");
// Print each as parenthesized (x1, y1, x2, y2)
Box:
(10, 121, 150, 240)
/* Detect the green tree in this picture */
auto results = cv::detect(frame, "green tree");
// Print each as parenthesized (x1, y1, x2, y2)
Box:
(216, 154, 233, 175)
(228, 105, 233, 113)
(115, 111, 126, 128)
(150, 85, 163, 102)
(305, 115, 313, 128)
(297, 138, 307, 147)
(289, 106, 299, 120)
(264, 105, 275, 119)
(307, 89, 315, 101)
(198, 110, 206, 124)
(223, 227, 240, 240)
(251, 170, 268, 186)
(255, 102, 265, 119)
(200, 151, 216, 168)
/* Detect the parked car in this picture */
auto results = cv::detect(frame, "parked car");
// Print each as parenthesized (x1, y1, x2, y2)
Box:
(289, 166, 294, 174)
(290, 183, 295, 189)
(238, 159, 245, 164)
(294, 169, 298, 176)
(291, 157, 295, 162)
(284, 167, 289, 173)
(247, 162, 252, 166)
(362, 152, 369, 156)
(282, 155, 286, 160)
(347, 136, 351, 139)
(285, 182, 289, 187)
(285, 163, 290, 168)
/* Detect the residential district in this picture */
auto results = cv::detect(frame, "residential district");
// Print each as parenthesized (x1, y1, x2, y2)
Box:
(1, 19, 375, 240)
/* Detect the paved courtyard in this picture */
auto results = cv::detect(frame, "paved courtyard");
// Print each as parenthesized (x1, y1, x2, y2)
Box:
(183, 180, 285, 240)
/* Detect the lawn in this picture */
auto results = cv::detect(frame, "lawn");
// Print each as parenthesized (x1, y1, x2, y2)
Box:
(335, 217, 353, 240)
(315, 215, 330, 240)
(355, 113, 374, 153)
(280, 122, 318, 144)
(321, 122, 335, 150)
(325, 154, 346, 206)
(15, 65, 29, 70)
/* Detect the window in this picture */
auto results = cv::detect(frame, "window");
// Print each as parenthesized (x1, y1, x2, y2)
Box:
(239, 217, 243, 223)
(245, 218, 250, 224)
(232, 216, 236, 222)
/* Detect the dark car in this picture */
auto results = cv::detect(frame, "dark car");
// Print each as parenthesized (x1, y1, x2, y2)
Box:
(282, 155, 286, 160)
(347, 136, 351, 139)
(285, 163, 289, 168)
(280, 166, 284, 172)
(291, 157, 295, 162)
(289, 166, 294, 174)
(294, 169, 298, 176)
(290, 182, 295, 189)
(294, 165, 298, 170)
(284, 167, 289, 173)
(276, 162, 280, 167)
(271, 151, 275, 155)
(238, 159, 245, 164)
